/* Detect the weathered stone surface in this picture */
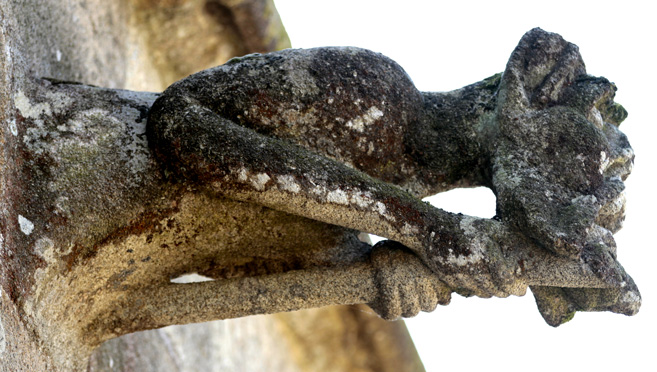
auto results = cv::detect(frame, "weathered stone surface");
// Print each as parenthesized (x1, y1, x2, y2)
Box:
(0, 1, 640, 370)
(147, 29, 639, 321)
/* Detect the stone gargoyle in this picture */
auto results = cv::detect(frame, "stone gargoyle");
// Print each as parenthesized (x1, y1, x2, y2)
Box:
(5, 28, 640, 370)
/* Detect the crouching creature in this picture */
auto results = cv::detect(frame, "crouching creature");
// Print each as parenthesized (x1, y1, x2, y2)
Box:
(145, 28, 639, 327)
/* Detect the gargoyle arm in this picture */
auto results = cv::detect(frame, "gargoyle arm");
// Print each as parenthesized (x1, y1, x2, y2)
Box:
(148, 92, 452, 254)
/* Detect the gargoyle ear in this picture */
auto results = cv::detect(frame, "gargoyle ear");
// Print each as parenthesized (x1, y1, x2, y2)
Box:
(498, 27, 586, 111)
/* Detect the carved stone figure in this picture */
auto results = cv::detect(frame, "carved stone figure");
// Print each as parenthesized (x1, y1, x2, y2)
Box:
(147, 27, 639, 322)
(2, 26, 640, 371)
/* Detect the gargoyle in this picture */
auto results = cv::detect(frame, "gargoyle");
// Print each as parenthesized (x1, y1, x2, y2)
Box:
(7, 28, 640, 371)
(146, 27, 639, 324)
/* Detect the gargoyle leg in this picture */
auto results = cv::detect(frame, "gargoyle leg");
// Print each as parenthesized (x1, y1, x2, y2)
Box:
(87, 244, 449, 343)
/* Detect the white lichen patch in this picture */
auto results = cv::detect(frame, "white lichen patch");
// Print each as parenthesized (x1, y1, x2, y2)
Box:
(326, 189, 349, 205)
(15, 90, 73, 122)
(367, 141, 375, 156)
(232, 168, 273, 191)
(441, 216, 486, 266)
(310, 184, 397, 223)
(251, 173, 271, 191)
(311, 183, 328, 198)
(599, 151, 609, 174)
(237, 168, 248, 182)
(350, 191, 373, 208)
(9, 119, 17, 136)
(622, 290, 641, 304)
(277, 175, 301, 193)
(370, 201, 396, 222)
(345, 106, 383, 133)
(18, 215, 34, 235)
(14, 91, 53, 119)
(401, 222, 419, 236)
(3, 41, 11, 82)
(589, 107, 604, 129)
(45, 90, 74, 113)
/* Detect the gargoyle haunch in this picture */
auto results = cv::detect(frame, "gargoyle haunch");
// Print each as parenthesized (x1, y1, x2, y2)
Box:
(145, 28, 639, 326)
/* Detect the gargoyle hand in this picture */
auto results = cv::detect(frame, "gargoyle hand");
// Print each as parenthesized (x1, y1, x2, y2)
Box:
(368, 241, 451, 320)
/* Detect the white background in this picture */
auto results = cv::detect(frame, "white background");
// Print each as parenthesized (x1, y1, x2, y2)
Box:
(274, 1, 655, 371)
